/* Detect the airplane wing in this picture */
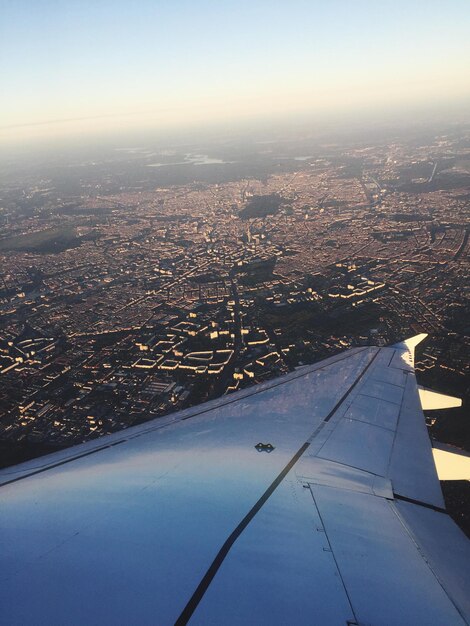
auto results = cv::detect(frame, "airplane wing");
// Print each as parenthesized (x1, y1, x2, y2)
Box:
(1, 337, 469, 625)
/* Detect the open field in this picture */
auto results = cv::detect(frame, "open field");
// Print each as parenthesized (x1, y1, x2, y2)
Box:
(0, 226, 81, 253)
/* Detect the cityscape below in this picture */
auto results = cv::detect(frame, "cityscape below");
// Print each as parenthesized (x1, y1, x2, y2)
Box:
(0, 121, 469, 532)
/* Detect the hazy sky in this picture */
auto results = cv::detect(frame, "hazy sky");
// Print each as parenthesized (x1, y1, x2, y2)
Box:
(1, 0, 470, 146)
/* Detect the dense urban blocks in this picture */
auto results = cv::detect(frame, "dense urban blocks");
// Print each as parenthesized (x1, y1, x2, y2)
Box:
(0, 128, 468, 508)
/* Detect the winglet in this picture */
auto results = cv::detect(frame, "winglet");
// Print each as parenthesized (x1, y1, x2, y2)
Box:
(392, 333, 428, 353)
(391, 333, 428, 368)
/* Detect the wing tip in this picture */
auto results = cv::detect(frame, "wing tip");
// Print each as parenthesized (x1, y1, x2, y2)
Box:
(392, 333, 428, 353)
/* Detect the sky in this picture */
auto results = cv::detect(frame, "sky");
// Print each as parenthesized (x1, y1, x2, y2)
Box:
(1, 0, 470, 147)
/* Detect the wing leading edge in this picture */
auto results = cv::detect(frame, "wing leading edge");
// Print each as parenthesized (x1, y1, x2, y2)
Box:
(0, 341, 469, 625)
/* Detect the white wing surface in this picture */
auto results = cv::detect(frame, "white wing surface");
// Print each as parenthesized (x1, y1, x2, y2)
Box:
(1, 341, 469, 625)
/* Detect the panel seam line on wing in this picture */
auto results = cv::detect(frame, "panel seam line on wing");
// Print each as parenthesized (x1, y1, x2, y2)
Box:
(174, 441, 311, 625)
(308, 486, 359, 625)
(174, 347, 380, 625)
(389, 499, 469, 625)
(393, 492, 447, 514)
